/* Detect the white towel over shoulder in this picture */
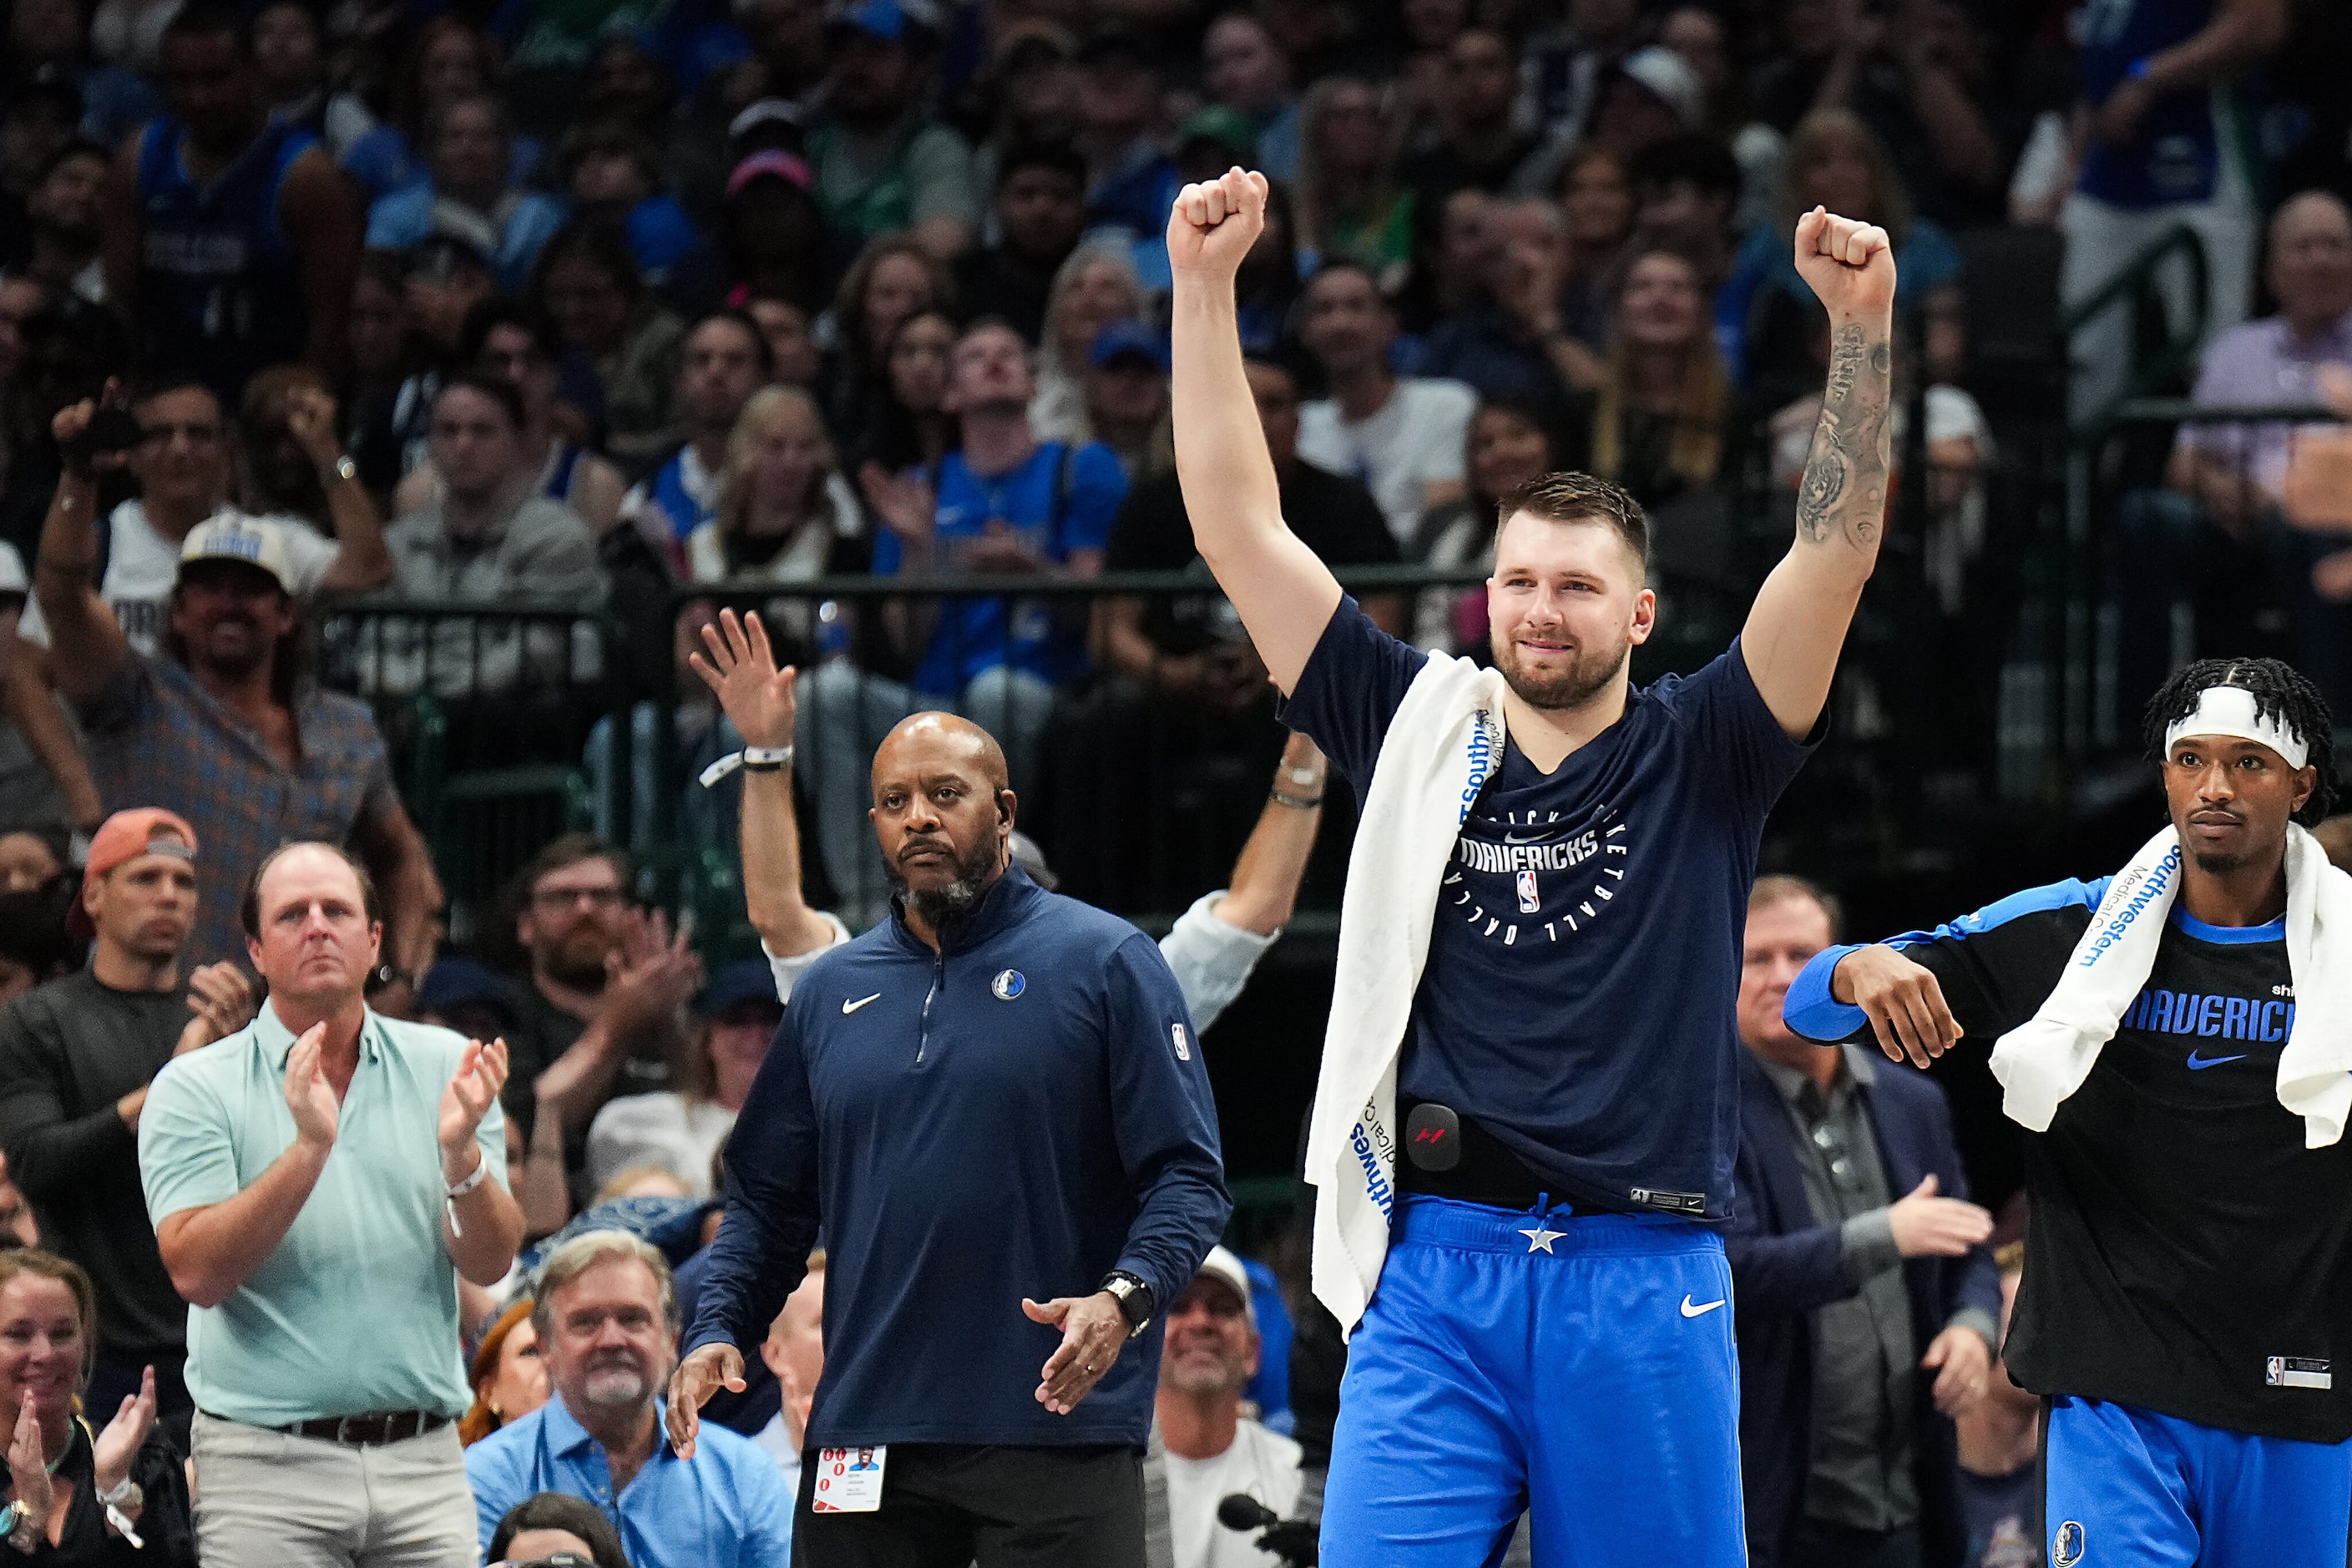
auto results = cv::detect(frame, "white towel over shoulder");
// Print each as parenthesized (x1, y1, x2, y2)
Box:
(1989, 822, 2352, 1146)
(1302, 650, 1507, 1334)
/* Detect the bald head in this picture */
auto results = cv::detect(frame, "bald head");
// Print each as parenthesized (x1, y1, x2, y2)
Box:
(2268, 190, 2352, 334)
(871, 711, 1010, 796)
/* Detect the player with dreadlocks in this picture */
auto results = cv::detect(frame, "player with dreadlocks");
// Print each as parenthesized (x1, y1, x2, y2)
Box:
(1784, 656, 2352, 1568)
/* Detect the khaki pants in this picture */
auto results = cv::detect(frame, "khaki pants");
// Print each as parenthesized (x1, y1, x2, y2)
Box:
(190, 1411, 478, 1568)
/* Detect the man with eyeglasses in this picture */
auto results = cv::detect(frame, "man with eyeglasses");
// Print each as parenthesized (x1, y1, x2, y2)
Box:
(1727, 874, 2000, 1568)
(498, 835, 701, 1207)
(20, 376, 392, 655)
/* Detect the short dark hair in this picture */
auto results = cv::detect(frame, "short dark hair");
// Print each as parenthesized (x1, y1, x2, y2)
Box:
(435, 371, 527, 431)
(163, 0, 252, 53)
(127, 376, 220, 415)
(488, 1494, 630, 1568)
(514, 832, 632, 905)
(996, 139, 1087, 191)
(1749, 873, 1842, 938)
(1306, 257, 1385, 301)
(2142, 658, 2340, 826)
(1494, 472, 1653, 581)
(688, 307, 776, 378)
(459, 295, 559, 367)
(239, 842, 382, 939)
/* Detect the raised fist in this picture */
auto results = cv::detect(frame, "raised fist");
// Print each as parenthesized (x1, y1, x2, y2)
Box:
(1168, 168, 1269, 283)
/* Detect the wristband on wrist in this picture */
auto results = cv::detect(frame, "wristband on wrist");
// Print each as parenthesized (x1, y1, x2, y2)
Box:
(1270, 789, 1324, 810)
(699, 745, 794, 787)
(444, 1151, 489, 1237)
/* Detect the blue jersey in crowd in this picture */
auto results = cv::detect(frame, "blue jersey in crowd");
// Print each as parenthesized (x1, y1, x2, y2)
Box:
(683, 865, 1228, 1449)
(870, 441, 1125, 693)
(134, 118, 315, 401)
(1280, 598, 1816, 1220)
(2076, 0, 2224, 208)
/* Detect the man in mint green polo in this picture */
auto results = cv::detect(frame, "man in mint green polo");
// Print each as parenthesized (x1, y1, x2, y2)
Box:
(139, 841, 523, 1568)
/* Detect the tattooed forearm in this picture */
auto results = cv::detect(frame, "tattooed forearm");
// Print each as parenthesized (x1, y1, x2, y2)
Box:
(1793, 321, 1893, 552)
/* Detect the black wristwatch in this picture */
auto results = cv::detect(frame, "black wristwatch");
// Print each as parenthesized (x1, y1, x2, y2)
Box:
(369, 963, 416, 994)
(1100, 1272, 1156, 1338)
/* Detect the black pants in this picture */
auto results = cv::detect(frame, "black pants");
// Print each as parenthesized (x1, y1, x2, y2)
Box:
(793, 1443, 1144, 1568)
(1785, 1517, 1923, 1568)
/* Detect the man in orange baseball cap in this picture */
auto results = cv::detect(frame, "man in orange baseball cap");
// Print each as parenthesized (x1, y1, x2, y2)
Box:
(0, 805, 254, 1446)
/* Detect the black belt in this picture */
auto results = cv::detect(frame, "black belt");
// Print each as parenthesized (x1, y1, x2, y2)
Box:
(1395, 1100, 1665, 1216)
(276, 1410, 449, 1445)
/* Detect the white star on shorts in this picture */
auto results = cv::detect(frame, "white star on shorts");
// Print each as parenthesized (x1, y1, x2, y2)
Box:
(1519, 1223, 1565, 1254)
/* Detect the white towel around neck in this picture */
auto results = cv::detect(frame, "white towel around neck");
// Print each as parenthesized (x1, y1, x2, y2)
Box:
(1988, 822, 2352, 1146)
(1302, 650, 1507, 1334)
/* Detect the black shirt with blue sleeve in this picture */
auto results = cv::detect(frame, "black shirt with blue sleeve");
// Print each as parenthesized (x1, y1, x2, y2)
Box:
(1784, 885, 2352, 1443)
(1280, 595, 1818, 1222)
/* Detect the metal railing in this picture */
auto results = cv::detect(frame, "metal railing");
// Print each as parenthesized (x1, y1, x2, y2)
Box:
(2051, 397, 2349, 765)
(311, 466, 2078, 948)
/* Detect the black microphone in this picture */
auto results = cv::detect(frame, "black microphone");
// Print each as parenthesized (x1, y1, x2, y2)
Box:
(1218, 1495, 1319, 1565)
(1219, 1495, 1279, 1532)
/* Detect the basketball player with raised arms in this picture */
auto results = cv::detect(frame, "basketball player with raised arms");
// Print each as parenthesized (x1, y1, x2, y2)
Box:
(1787, 659, 2352, 1568)
(1166, 165, 1896, 1565)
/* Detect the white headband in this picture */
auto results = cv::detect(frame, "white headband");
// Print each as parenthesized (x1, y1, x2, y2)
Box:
(2163, 685, 2309, 770)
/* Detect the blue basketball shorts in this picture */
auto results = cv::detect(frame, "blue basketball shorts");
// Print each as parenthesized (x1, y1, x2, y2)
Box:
(2043, 1395, 2352, 1568)
(1320, 1195, 1745, 1568)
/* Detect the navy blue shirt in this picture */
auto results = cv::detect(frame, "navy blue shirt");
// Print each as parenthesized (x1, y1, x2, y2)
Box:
(684, 865, 1228, 1449)
(1282, 598, 1814, 1219)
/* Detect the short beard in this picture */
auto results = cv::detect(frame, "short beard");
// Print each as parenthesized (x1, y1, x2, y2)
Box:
(887, 833, 1003, 926)
(2192, 848, 2255, 875)
(1493, 633, 1630, 713)
(575, 1363, 654, 1411)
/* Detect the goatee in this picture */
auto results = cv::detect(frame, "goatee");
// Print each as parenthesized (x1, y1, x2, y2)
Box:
(888, 834, 1004, 925)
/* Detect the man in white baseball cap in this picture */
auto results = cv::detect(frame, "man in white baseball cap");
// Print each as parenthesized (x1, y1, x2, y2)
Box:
(1148, 1246, 1302, 1568)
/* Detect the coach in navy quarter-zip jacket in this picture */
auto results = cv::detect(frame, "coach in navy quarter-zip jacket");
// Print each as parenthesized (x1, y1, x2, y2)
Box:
(669, 711, 1228, 1568)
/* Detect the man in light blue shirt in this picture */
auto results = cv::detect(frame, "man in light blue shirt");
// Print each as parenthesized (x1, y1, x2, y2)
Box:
(469, 1231, 795, 1567)
(139, 840, 522, 1567)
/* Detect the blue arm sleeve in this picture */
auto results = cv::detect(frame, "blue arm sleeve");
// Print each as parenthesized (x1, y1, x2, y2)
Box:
(683, 1009, 822, 1357)
(1781, 878, 2111, 1045)
(1100, 933, 1231, 1304)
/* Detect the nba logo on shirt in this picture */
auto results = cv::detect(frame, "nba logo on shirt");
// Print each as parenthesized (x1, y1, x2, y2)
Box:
(1516, 869, 1540, 914)
(1171, 1024, 1191, 1061)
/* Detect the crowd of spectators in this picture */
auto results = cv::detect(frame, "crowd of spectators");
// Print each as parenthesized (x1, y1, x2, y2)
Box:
(0, 0, 2341, 1559)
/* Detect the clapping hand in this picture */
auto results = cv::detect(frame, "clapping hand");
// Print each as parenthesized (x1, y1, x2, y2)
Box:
(6, 1397, 51, 1540)
(603, 908, 704, 1039)
(90, 1365, 156, 1503)
(1793, 207, 1896, 322)
(438, 1037, 508, 1180)
(690, 609, 797, 750)
(857, 462, 938, 554)
(1167, 168, 1268, 281)
(177, 963, 256, 1055)
(284, 1022, 340, 1151)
